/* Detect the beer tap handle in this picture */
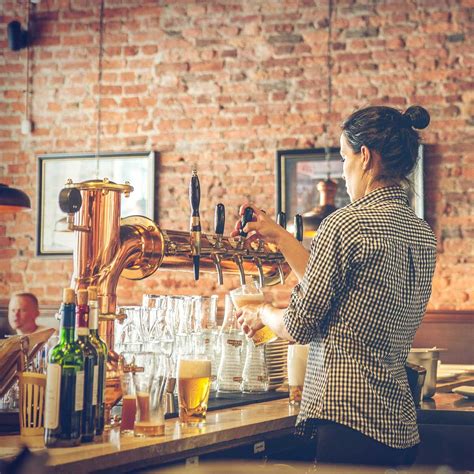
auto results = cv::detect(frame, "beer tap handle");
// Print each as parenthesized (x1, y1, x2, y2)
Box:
(277, 211, 287, 229)
(214, 203, 225, 238)
(189, 169, 201, 281)
(212, 203, 225, 286)
(294, 214, 303, 242)
(240, 206, 254, 238)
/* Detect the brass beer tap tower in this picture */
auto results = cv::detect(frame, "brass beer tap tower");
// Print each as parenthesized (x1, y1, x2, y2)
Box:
(58, 171, 300, 421)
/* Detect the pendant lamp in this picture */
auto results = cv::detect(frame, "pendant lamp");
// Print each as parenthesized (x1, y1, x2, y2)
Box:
(301, 177, 337, 238)
(0, 183, 31, 213)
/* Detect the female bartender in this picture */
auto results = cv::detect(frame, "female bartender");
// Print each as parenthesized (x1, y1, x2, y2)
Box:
(234, 105, 436, 467)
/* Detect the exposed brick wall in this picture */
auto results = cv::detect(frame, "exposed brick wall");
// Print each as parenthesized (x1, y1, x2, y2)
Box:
(0, 0, 472, 311)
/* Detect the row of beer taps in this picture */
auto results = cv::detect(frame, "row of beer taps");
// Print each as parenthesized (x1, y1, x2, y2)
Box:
(187, 169, 303, 287)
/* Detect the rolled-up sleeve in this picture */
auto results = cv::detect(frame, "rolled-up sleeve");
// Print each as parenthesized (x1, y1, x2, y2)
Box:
(283, 210, 361, 344)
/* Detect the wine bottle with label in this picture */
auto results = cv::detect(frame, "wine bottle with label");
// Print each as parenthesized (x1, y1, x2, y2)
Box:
(87, 286, 108, 437)
(76, 289, 99, 443)
(44, 288, 85, 447)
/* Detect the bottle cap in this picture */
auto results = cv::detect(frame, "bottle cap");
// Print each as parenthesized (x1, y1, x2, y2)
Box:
(63, 288, 75, 304)
(77, 289, 88, 305)
(87, 286, 98, 301)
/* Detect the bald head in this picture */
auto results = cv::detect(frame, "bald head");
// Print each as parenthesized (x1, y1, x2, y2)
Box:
(8, 293, 40, 335)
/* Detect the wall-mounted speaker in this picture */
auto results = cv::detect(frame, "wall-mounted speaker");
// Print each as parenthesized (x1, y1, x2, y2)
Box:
(7, 21, 29, 51)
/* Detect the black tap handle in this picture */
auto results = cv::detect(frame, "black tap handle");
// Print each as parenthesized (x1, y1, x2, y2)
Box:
(214, 203, 225, 236)
(58, 188, 82, 214)
(277, 211, 287, 229)
(240, 207, 254, 238)
(294, 214, 303, 242)
(189, 170, 200, 217)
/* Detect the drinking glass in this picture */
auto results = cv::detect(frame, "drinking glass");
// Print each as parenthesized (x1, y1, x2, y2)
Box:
(177, 355, 211, 425)
(192, 296, 219, 390)
(217, 295, 245, 393)
(287, 344, 309, 406)
(120, 370, 136, 435)
(230, 281, 277, 346)
(132, 352, 167, 437)
(241, 343, 269, 392)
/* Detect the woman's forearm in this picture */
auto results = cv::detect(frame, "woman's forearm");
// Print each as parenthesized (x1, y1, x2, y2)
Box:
(259, 304, 295, 343)
(277, 232, 310, 282)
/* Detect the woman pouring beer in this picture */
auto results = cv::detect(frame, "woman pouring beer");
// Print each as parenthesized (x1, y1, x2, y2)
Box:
(233, 105, 436, 467)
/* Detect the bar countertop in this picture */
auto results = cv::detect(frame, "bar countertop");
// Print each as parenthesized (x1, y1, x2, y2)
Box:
(0, 389, 473, 473)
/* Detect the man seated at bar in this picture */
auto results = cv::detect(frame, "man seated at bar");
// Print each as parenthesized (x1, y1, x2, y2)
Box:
(234, 105, 436, 467)
(8, 292, 46, 335)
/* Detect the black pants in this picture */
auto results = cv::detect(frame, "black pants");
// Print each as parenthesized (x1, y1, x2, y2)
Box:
(314, 420, 418, 467)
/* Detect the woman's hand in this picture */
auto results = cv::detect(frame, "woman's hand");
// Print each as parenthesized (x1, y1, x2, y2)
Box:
(230, 202, 287, 247)
(236, 304, 265, 339)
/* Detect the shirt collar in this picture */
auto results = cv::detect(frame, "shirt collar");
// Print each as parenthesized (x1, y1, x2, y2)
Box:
(348, 185, 410, 209)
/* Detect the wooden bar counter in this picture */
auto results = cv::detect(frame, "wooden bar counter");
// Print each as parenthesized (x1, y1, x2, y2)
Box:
(1, 390, 473, 472)
(0, 398, 298, 473)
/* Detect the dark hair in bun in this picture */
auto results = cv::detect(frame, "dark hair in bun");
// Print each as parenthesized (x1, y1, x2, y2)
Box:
(342, 105, 430, 181)
(403, 105, 430, 130)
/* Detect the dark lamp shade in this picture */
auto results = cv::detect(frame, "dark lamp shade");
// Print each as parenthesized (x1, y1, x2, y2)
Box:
(0, 184, 31, 213)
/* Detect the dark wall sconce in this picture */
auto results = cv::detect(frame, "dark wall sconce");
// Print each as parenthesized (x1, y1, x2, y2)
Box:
(7, 21, 29, 51)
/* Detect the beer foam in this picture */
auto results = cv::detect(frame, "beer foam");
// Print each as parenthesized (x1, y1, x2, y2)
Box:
(231, 293, 264, 309)
(178, 359, 211, 378)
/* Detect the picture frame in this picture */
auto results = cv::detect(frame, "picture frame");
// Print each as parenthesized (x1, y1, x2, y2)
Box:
(36, 151, 156, 257)
(276, 144, 425, 234)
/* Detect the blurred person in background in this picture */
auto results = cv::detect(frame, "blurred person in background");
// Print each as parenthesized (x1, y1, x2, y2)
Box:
(8, 293, 46, 335)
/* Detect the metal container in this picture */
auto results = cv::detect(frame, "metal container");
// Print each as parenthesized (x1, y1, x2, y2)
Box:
(407, 348, 446, 398)
(405, 362, 426, 407)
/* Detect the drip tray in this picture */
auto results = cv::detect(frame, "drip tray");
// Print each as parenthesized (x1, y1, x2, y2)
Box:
(164, 390, 288, 419)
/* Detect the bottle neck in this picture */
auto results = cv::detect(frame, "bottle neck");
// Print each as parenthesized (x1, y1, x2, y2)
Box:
(89, 301, 99, 331)
(76, 303, 90, 337)
(59, 303, 76, 343)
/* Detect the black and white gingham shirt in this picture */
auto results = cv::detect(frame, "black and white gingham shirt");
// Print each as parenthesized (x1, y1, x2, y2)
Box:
(284, 186, 437, 449)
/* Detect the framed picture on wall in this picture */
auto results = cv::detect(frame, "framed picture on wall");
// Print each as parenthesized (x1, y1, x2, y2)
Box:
(36, 151, 156, 257)
(276, 144, 425, 233)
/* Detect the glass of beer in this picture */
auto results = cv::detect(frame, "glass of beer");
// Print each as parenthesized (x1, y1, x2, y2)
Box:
(287, 344, 309, 406)
(120, 371, 136, 435)
(177, 356, 211, 425)
(132, 352, 167, 437)
(230, 281, 277, 346)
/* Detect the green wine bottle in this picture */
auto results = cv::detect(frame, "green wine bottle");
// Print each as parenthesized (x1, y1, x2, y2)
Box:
(44, 288, 84, 447)
(87, 286, 108, 437)
(76, 289, 99, 443)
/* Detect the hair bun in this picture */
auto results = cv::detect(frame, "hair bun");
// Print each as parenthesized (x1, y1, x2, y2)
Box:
(403, 105, 430, 130)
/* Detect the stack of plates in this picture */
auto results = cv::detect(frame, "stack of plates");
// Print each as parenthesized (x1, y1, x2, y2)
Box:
(265, 339, 289, 390)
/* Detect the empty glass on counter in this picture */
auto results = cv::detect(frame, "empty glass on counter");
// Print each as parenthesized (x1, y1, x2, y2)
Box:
(230, 281, 277, 346)
(177, 355, 211, 425)
(241, 342, 269, 392)
(192, 296, 219, 390)
(217, 295, 245, 393)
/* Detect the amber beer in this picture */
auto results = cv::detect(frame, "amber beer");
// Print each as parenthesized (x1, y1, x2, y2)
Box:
(120, 394, 136, 433)
(231, 291, 277, 346)
(177, 358, 211, 424)
(134, 391, 165, 436)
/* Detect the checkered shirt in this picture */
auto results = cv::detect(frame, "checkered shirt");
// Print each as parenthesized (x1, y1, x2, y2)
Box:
(284, 186, 437, 449)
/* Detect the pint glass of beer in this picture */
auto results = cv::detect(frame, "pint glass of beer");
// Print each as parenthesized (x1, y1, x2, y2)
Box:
(287, 344, 309, 406)
(230, 281, 277, 346)
(177, 356, 211, 424)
